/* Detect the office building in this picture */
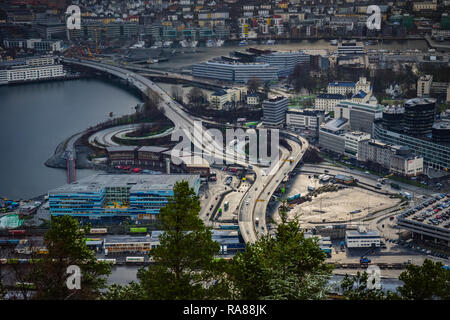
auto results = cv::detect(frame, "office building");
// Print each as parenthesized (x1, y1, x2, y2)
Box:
(403, 98, 436, 137)
(286, 108, 325, 133)
(3, 38, 62, 51)
(263, 96, 289, 126)
(48, 174, 200, 223)
(344, 131, 371, 158)
(192, 60, 279, 83)
(358, 139, 423, 176)
(432, 121, 450, 144)
(382, 105, 405, 133)
(334, 100, 383, 133)
(318, 118, 348, 154)
(417, 75, 433, 97)
(373, 121, 450, 172)
(256, 50, 311, 77)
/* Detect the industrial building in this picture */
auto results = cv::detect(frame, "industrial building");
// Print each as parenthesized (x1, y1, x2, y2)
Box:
(345, 227, 381, 248)
(48, 174, 200, 223)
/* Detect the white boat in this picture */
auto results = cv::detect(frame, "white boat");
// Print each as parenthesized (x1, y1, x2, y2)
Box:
(163, 41, 173, 48)
(190, 40, 198, 48)
(239, 40, 247, 46)
(130, 40, 145, 49)
(206, 39, 214, 47)
(266, 39, 275, 45)
(179, 40, 189, 48)
(215, 39, 224, 47)
(151, 41, 163, 49)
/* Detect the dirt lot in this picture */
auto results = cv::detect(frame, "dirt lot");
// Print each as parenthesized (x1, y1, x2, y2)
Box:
(287, 175, 400, 224)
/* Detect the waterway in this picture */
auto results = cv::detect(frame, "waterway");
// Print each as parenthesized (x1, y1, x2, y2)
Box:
(107, 265, 403, 293)
(0, 78, 142, 200)
(152, 39, 431, 71)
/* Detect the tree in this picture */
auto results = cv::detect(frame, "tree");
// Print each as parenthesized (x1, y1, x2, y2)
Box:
(171, 85, 183, 103)
(27, 216, 111, 300)
(340, 271, 388, 300)
(397, 259, 450, 300)
(229, 204, 333, 299)
(136, 181, 231, 299)
(143, 88, 163, 119)
(102, 282, 145, 300)
(289, 65, 315, 93)
(187, 87, 206, 109)
(247, 77, 261, 94)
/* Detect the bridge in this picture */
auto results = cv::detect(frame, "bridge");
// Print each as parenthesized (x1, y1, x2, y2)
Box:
(61, 58, 308, 244)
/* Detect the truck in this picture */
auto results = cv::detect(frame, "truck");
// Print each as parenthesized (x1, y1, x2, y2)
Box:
(391, 183, 401, 190)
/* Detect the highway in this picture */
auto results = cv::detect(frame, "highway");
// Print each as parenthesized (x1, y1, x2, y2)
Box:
(62, 58, 309, 244)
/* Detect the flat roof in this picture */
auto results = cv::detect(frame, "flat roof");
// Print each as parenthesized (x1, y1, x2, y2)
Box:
(138, 146, 169, 153)
(49, 174, 200, 194)
(346, 230, 380, 237)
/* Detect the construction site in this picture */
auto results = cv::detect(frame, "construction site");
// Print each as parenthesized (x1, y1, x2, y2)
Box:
(281, 173, 401, 225)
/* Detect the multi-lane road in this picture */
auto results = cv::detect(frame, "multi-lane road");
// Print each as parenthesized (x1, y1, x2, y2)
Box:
(62, 58, 308, 244)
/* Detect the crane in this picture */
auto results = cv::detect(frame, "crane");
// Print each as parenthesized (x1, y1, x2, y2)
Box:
(94, 27, 107, 54)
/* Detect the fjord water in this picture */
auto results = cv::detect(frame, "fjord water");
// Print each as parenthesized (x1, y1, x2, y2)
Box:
(0, 78, 142, 200)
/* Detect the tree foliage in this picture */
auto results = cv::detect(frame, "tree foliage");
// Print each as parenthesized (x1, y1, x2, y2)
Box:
(340, 271, 388, 300)
(397, 259, 450, 300)
(136, 181, 232, 299)
(27, 216, 111, 300)
(229, 205, 333, 299)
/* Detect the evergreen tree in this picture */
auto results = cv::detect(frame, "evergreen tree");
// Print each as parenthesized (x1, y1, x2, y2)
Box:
(397, 259, 450, 300)
(28, 216, 111, 300)
(136, 181, 232, 299)
(229, 204, 333, 299)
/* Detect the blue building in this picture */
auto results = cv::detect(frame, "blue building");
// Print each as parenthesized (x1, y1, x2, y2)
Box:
(48, 174, 200, 224)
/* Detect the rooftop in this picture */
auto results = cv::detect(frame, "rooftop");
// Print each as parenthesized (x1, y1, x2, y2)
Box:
(48, 174, 200, 194)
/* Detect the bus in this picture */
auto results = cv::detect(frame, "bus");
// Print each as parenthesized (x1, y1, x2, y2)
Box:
(130, 227, 147, 233)
(90, 228, 107, 234)
(126, 256, 145, 263)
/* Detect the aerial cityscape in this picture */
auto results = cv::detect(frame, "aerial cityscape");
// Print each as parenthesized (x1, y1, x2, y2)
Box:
(0, 0, 449, 306)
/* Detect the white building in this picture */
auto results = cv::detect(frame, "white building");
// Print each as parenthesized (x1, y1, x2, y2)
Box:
(286, 108, 325, 133)
(327, 77, 371, 96)
(314, 93, 346, 112)
(3, 64, 66, 84)
(345, 227, 381, 248)
(344, 131, 371, 158)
